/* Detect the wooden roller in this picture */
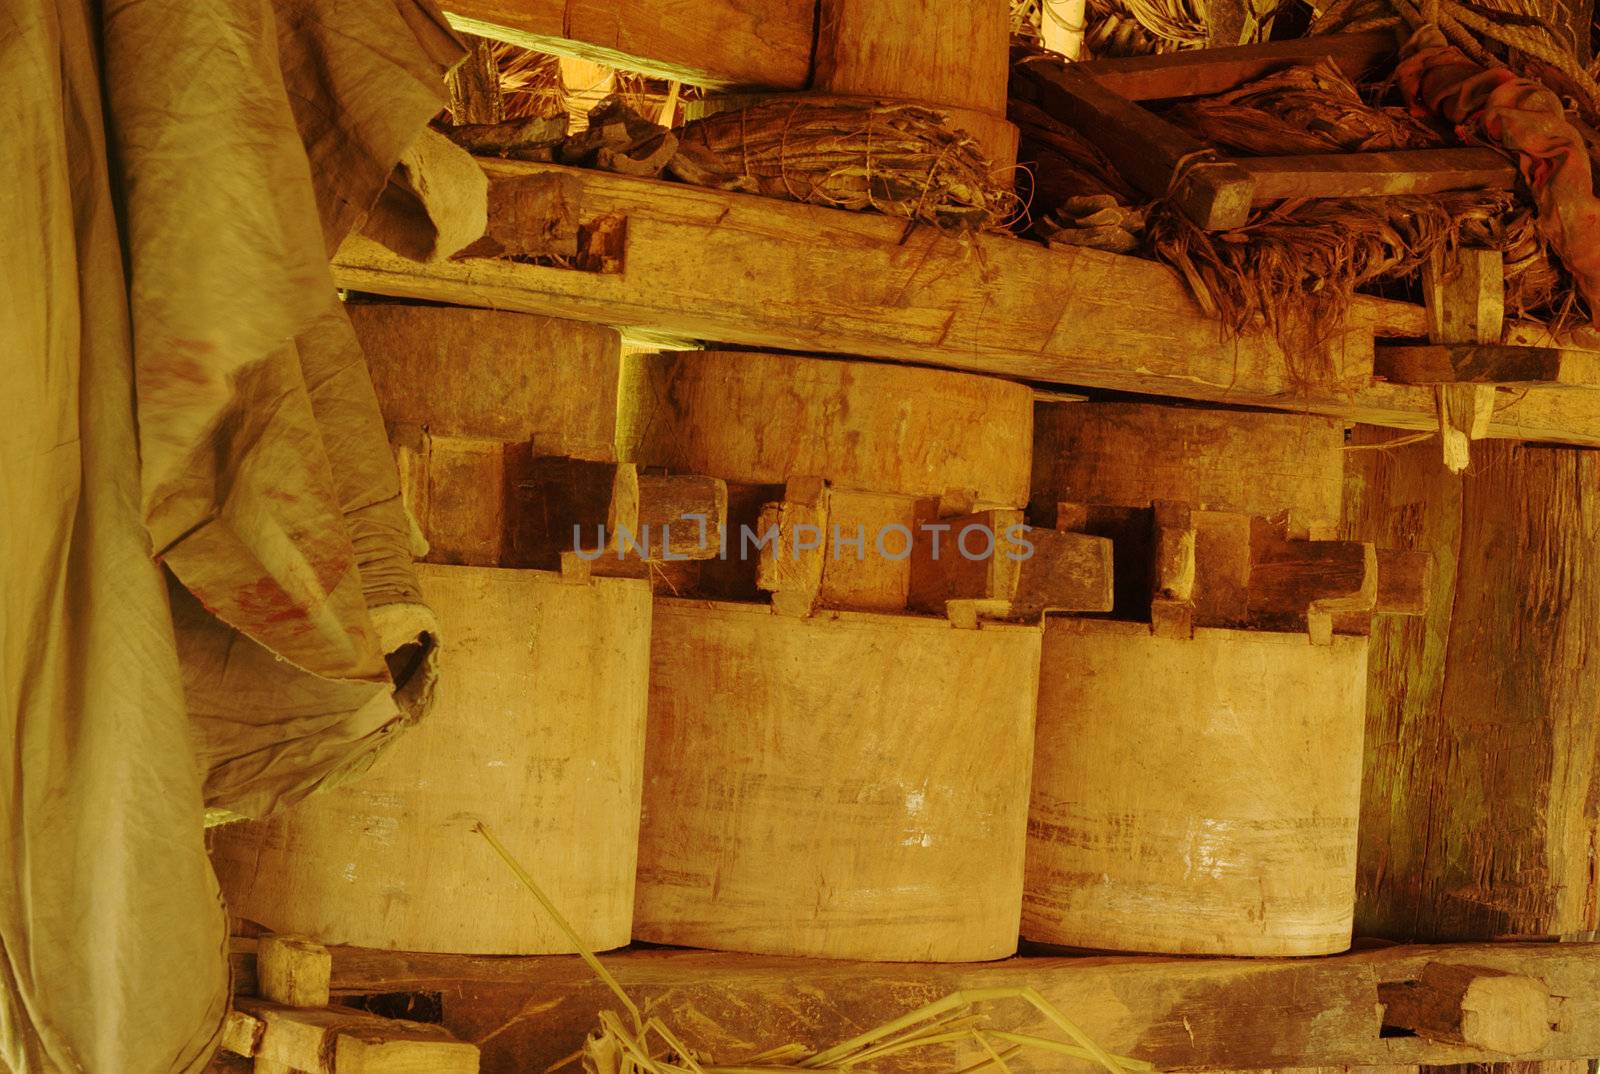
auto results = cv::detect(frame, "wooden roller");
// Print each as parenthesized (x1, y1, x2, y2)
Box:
(1024, 617, 1367, 956)
(347, 300, 625, 458)
(1032, 402, 1346, 537)
(627, 350, 1033, 506)
(210, 564, 652, 954)
(635, 599, 1039, 961)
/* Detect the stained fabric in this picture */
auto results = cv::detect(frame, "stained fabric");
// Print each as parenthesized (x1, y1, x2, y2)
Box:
(1399, 24, 1600, 323)
(2, 0, 462, 1068)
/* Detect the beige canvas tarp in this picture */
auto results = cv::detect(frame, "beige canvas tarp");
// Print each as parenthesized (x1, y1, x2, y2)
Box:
(2, 0, 464, 1069)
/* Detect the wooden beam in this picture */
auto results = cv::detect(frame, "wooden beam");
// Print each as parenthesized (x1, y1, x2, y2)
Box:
(1014, 58, 1255, 228)
(1375, 343, 1600, 387)
(330, 161, 1600, 446)
(314, 943, 1600, 1074)
(439, 0, 814, 91)
(1245, 148, 1516, 202)
(1078, 30, 1398, 100)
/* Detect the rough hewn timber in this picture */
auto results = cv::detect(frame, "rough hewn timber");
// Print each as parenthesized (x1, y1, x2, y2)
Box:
(331, 161, 1600, 446)
(1343, 431, 1600, 944)
(302, 943, 1600, 1074)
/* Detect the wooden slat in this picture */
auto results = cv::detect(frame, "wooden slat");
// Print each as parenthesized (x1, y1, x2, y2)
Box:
(1245, 148, 1516, 202)
(330, 160, 1600, 446)
(1014, 58, 1255, 228)
(1078, 30, 1397, 100)
(439, 0, 814, 90)
(1375, 343, 1600, 386)
(316, 943, 1600, 1074)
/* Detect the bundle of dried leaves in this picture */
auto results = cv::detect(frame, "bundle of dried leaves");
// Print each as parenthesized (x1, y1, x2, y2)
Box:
(672, 98, 1020, 230)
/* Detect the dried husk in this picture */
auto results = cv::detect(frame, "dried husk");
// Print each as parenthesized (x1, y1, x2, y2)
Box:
(672, 99, 1020, 230)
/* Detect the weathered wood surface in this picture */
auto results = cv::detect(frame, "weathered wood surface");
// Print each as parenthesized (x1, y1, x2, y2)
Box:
(1078, 31, 1396, 100)
(1014, 57, 1255, 229)
(311, 943, 1600, 1073)
(348, 300, 623, 458)
(210, 566, 652, 954)
(1245, 149, 1516, 202)
(636, 599, 1039, 961)
(1378, 961, 1551, 1053)
(1026, 618, 1368, 956)
(331, 161, 1600, 445)
(627, 350, 1034, 505)
(1375, 343, 1600, 386)
(439, 0, 814, 90)
(1031, 403, 1346, 537)
(1342, 431, 1600, 943)
(232, 997, 478, 1074)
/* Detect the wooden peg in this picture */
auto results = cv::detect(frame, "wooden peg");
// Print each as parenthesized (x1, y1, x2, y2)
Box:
(1379, 962, 1551, 1054)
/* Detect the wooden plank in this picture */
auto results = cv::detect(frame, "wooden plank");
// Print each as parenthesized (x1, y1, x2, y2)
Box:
(1245, 148, 1516, 202)
(1375, 343, 1600, 386)
(257, 935, 332, 1009)
(1379, 962, 1551, 1053)
(236, 998, 477, 1074)
(330, 161, 1600, 446)
(318, 943, 1600, 1073)
(1343, 431, 1600, 942)
(1078, 30, 1397, 100)
(439, 0, 814, 91)
(1014, 58, 1255, 228)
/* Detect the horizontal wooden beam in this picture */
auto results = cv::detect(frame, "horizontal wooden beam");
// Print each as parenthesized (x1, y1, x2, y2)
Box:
(1078, 30, 1398, 100)
(1246, 148, 1517, 202)
(1376, 342, 1600, 386)
(440, 0, 814, 90)
(311, 942, 1600, 1073)
(330, 160, 1600, 446)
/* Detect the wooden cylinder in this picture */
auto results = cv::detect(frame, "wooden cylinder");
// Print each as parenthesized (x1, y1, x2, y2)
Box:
(1024, 617, 1367, 956)
(635, 599, 1040, 961)
(1031, 402, 1345, 537)
(628, 350, 1033, 506)
(209, 564, 652, 954)
(813, 0, 1016, 170)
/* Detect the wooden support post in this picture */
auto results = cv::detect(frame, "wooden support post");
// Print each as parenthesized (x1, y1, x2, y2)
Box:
(755, 477, 829, 617)
(813, 0, 1016, 170)
(1422, 247, 1505, 471)
(257, 935, 332, 1009)
(1380, 962, 1552, 1054)
(1344, 429, 1600, 943)
(636, 473, 728, 561)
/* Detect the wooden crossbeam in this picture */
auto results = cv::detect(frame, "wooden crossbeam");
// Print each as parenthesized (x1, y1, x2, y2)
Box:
(330, 161, 1600, 446)
(1078, 30, 1398, 100)
(310, 942, 1600, 1071)
(1245, 148, 1516, 201)
(1376, 342, 1600, 387)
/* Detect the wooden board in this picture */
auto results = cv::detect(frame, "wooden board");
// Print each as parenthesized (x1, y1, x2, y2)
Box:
(1245, 149, 1516, 202)
(331, 160, 1600, 446)
(439, 0, 815, 90)
(818, 490, 918, 612)
(347, 300, 624, 458)
(210, 565, 652, 954)
(1375, 342, 1600, 386)
(635, 599, 1040, 961)
(1031, 402, 1346, 537)
(1342, 431, 1600, 942)
(1077, 31, 1397, 101)
(627, 350, 1034, 505)
(1025, 618, 1368, 956)
(318, 942, 1600, 1073)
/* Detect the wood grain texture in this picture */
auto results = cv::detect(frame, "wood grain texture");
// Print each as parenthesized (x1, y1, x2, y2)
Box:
(1375, 343, 1600, 386)
(1341, 431, 1600, 943)
(1031, 402, 1346, 537)
(1025, 618, 1368, 955)
(627, 350, 1034, 505)
(347, 300, 623, 457)
(635, 599, 1040, 961)
(315, 943, 1600, 1073)
(210, 565, 652, 954)
(440, 0, 814, 90)
(1244, 149, 1516, 202)
(332, 160, 1600, 445)
(1077, 31, 1396, 100)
